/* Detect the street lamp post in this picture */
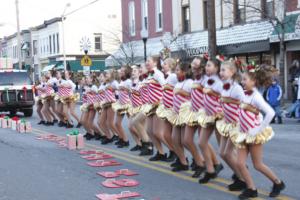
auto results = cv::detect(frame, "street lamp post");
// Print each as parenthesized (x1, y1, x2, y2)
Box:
(140, 29, 148, 62)
(15, 0, 22, 69)
(61, 3, 71, 71)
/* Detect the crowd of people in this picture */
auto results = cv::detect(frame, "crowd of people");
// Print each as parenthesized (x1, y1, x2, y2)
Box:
(34, 55, 286, 199)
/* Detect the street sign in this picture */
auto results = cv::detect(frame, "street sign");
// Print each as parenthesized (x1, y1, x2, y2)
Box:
(83, 66, 90, 76)
(81, 55, 92, 66)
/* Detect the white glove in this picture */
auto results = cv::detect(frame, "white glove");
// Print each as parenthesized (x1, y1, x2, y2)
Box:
(248, 126, 261, 137)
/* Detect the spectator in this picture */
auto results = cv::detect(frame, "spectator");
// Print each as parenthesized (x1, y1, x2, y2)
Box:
(289, 60, 300, 102)
(286, 75, 300, 120)
(266, 78, 283, 124)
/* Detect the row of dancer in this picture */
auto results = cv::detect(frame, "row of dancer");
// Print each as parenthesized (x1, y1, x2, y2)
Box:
(36, 55, 286, 199)
(35, 70, 81, 128)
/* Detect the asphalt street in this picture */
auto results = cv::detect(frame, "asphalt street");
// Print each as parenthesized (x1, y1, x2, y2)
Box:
(0, 105, 299, 200)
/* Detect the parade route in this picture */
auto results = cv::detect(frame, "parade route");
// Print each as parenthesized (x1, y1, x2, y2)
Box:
(0, 107, 299, 200)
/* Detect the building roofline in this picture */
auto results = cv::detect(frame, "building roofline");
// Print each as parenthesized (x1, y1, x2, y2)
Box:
(30, 17, 62, 31)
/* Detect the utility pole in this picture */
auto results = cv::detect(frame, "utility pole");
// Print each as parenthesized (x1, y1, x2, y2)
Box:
(207, 0, 217, 58)
(15, 0, 22, 69)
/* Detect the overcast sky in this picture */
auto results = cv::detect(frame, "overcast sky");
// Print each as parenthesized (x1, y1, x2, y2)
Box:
(0, 0, 115, 38)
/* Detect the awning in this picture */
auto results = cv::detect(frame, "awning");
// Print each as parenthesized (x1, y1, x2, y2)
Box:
(270, 13, 300, 42)
(170, 20, 273, 56)
(42, 64, 55, 72)
(68, 60, 105, 72)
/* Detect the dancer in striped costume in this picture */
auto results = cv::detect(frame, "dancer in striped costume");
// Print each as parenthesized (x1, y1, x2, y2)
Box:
(128, 65, 144, 151)
(54, 71, 67, 127)
(81, 76, 100, 140)
(95, 73, 107, 141)
(45, 71, 59, 124)
(128, 64, 153, 156)
(113, 66, 132, 148)
(183, 57, 209, 178)
(100, 69, 119, 145)
(40, 75, 55, 125)
(155, 58, 178, 162)
(199, 58, 224, 184)
(216, 60, 246, 191)
(230, 66, 285, 199)
(168, 62, 193, 171)
(36, 76, 46, 125)
(144, 56, 166, 161)
(61, 71, 80, 128)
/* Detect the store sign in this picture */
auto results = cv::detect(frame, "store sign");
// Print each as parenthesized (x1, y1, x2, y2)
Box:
(185, 47, 208, 57)
(270, 15, 300, 42)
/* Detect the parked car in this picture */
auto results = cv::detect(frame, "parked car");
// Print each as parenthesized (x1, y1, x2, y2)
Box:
(0, 70, 35, 117)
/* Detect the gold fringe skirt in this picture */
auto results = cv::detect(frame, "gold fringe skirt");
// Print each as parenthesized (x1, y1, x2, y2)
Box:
(112, 102, 131, 115)
(216, 119, 238, 137)
(180, 102, 206, 127)
(141, 103, 159, 117)
(80, 103, 90, 112)
(156, 103, 173, 120)
(60, 93, 80, 104)
(93, 102, 103, 113)
(127, 105, 142, 117)
(230, 126, 274, 149)
(167, 102, 192, 126)
(198, 111, 223, 128)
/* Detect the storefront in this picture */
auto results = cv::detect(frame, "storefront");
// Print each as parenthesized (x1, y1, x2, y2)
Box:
(170, 21, 274, 65)
(270, 13, 300, 99)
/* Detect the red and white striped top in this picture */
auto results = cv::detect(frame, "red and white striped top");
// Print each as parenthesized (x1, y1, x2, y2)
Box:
(162, 73, 177, 108)
(95, 84, 106, 103)
(239, 88, 275, 134)
(58, 80, 74, 97)
(131, 81, 143, 108)
(221, 81, 245, 123)
(104, 80, 118, 103)
(140, 81, 150, 104)
(203, 75, 223, 116)
(45, 85, 54, 96)
(173, 79, 193, 114)
(118, 79, 132, 105)
(146, 69, 165, 104)
(191, 76, 207, 112)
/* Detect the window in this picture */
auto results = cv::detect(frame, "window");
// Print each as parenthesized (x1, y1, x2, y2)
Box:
(182, 6, 190, 33)
(95, 33, 102, 52)
(237, 6, 246, 23)
(265, 0, 274, 18)
(128, 1, 136, 36)
(57, 33, 60, 53)
(141, 0, 148, 30)
(203, 0, 208, 29)
(298, 0, 300, 8)
(53, 34, 56, 54)
(49, 35, 52, 54)
(33, 40, 38, 55)
(155, 0, 163, 31)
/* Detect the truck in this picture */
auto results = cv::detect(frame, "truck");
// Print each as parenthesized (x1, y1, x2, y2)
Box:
(0, 69, 35, 117)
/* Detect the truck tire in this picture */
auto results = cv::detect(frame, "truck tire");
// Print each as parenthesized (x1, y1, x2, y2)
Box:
(23, 108, 33, 117)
